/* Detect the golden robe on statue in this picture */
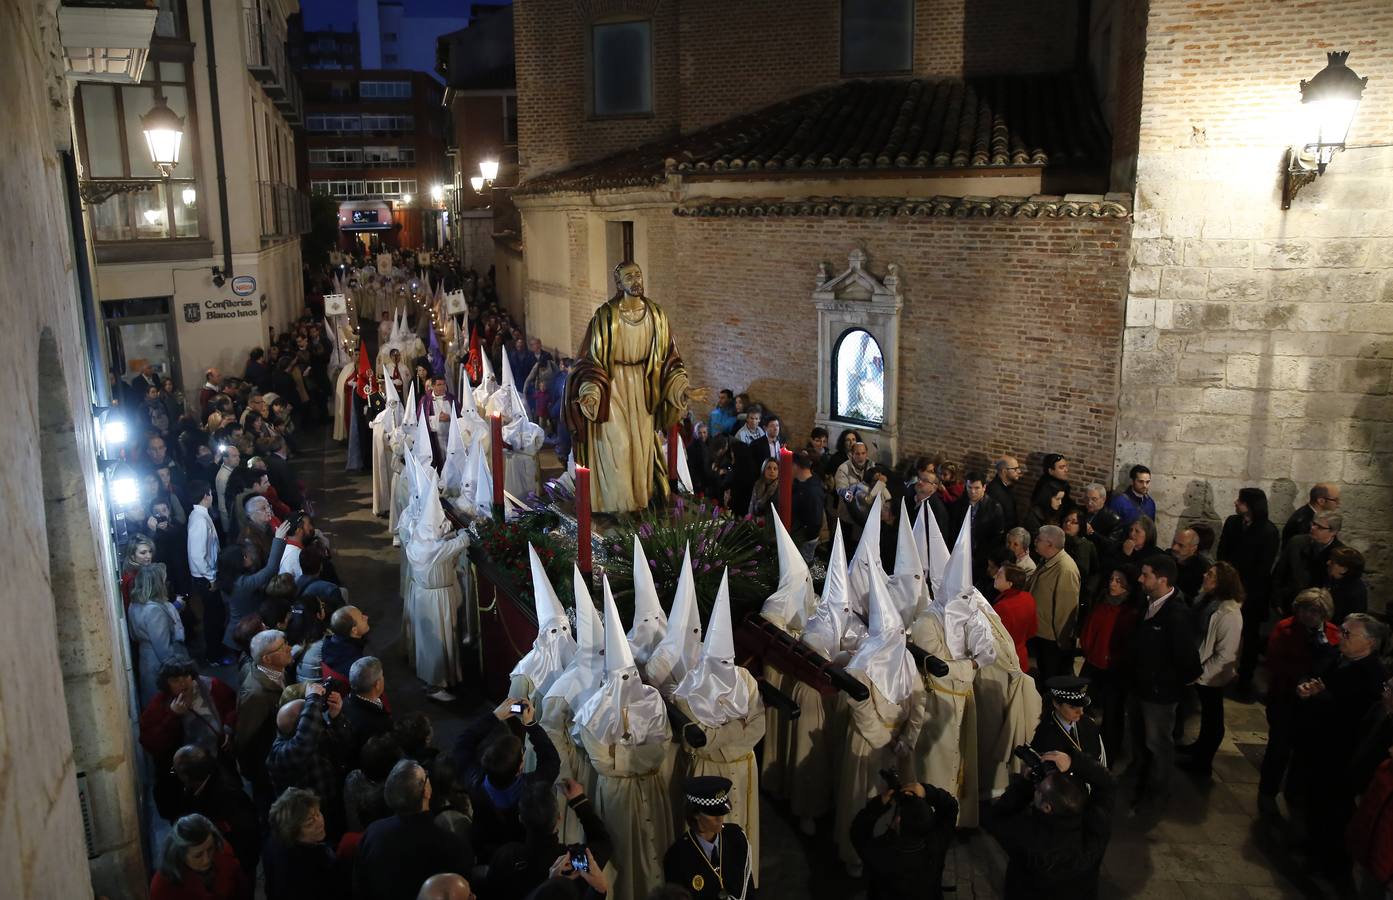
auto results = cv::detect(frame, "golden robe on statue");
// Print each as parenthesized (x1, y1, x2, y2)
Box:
(565, 264, 691, 514)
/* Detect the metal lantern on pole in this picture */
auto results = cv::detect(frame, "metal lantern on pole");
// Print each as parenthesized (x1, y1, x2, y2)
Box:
(141, 94, 185, 177)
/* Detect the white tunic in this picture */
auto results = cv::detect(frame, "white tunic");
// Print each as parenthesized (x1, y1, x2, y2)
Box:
(403, 529, 470, 687)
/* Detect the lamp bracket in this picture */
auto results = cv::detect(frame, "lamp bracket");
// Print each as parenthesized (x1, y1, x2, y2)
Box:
(79, 179, 155, 205)
(1282, 147, 1319, 210)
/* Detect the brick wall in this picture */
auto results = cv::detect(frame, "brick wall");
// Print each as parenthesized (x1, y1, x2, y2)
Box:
(1119, 0, 1393, 597)
(517, 0, 1080, 177)
(669, 214, 1130, 497)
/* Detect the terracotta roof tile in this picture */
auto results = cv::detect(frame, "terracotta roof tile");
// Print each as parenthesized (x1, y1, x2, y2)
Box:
(517, 71, 1109, 196)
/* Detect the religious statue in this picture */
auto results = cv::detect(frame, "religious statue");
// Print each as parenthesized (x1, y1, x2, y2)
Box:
(565, 261, 709, 513)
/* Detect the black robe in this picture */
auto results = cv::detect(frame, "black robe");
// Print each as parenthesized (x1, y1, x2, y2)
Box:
(663, 824, 753, 900)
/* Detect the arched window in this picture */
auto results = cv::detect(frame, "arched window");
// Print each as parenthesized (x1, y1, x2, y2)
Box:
(832, 328, 884, 426)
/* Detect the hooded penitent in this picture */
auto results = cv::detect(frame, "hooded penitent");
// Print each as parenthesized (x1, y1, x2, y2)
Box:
(544, 565, 606, 710)
(574, 576, 670, 746)
(439, 416, 470, 496)
(472, 349, 498, 411)
(627, 536, 669, 665)
(938, 510, 978, 660)
(846, 562, 917, 704)
(674, 569, 755, 728)
(409, 463, 449, 544)
(762, 513, 813, 633)
(644, 544, 701, 693)
(887, 499, 925, 628)
(401, 381, 418, 429)
(845, 492, 884, 618)
(914, 501, 952, 602)
(510, 544, 577, 696)
(801, 520, 868, 660)
(411, 392, 434, 467)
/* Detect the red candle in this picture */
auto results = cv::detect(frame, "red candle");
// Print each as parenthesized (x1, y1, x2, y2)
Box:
(490, 411, 505, 519)
(576, 465, 592, 574)
(667, 423, 680, 487)
(778, 446, 793, 529)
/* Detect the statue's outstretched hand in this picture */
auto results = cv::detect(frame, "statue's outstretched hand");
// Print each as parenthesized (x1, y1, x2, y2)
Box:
(577, 383, 602, 421)
(685, 386, 712, 407)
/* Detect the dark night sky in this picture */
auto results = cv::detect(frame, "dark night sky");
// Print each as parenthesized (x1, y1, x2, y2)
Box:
(300, 0, 506, 31)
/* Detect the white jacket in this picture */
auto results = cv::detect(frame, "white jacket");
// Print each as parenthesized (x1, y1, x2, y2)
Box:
(1196, 598, 1243, 687)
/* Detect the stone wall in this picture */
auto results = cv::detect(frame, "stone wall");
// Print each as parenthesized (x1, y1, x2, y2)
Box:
(1, 1, 144, 896)
(1119, 0, 1393, 597)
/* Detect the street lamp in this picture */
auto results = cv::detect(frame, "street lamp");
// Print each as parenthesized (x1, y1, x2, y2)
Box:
(1283, 51, 1372, 208)
(141, 94, 185, 178)
(479, 159, 499, 183)
(430, 184, 445, 203)
(470, 176, 485, 192)
(401, 192, 412, 204)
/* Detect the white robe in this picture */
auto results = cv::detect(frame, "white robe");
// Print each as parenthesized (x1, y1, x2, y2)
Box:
(370, 421, 394, 516)
(403, 529, 470, 687)
(973, 604, 1042, 798)
(911, 612, 980, 827)
(540, 694, 599, 846)
(578, 732, 674, 900)
(834, 677, 927, 868)
(673, 675, 767, 885)
(332, 364, 354, 441)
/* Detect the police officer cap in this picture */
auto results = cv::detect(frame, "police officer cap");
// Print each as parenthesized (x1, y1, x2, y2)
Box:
(685, 775, 733, 816)
(1045, 675, 1091, 707)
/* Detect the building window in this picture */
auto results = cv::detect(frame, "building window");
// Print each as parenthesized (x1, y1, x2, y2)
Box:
(308, 148, 365, 166)
(306, 114, 362, 132)
(154, 0, 186, 38)
(592, 20, 652, 117)
(832, 329, 885, 426)
(77, 61, 200, 242)
(503, 94, 518, 145)
(841, 0, 913, 75)
(361, 80, 412, 99)
(361, 114, 413, 132)
(383, 54, 399, 66)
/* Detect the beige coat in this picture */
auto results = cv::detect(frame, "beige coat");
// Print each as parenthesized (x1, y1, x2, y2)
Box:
(1197, 598, 1243, 687)
(834, 677, 927, 867)
(673, 672, 767, 884)
(1028, 550, 1081, 644)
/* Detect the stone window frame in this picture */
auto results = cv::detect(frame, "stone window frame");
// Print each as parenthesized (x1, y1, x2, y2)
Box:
(813, 249, 902, 463)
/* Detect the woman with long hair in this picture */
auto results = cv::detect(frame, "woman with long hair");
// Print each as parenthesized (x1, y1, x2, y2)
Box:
(748, 457, 780, 517)
(127, 563, 188, 711)
(1077, 563, 1140, 766)
(827, 428, 861, 476)
(1119, 514, 1158, 560)
(150, 814, 249, 900)
(1178, 561, 1245, 777)
(1217, 486, 1281, 692)
(121, 535, 157, 610)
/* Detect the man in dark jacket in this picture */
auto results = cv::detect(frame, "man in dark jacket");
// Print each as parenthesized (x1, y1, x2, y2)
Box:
(790, 451, 825, 553)
(341, 656, 393, 764)
(1217, 487, 1280, 690)
(953, 472, 1005, 587)
(451, 697, 561, 861)
(1281, 482, 1341, 549)
(987, 456, 1023, 532)
(487, 778, 612, 899)
(850, 778, 958, 900)
(354, 759, 475, 900)
(984, 748, 1115, 900)
(321, 605, 370, 680)
(1127, 555, 1202, 811)
(265, 684, 353, 837)
(1273, 511, 1344, 614)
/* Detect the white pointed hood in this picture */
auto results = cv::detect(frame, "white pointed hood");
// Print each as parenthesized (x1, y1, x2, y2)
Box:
(914, 503, 952, 602)
(411, 394, 434, 466)
(544, 566, 605, 709)
(626, 536, 668, 665)
(762, 514, 813, 633)
(847, 562, 918, 704)
(801, 520, 868, 660)
(487, 350, 530, 424)
(439, 416, 470, 496)
(510, 545, 577, 696)
(575, 576, 671, 746)
(398, 450, 427, 535)
(380, 364, 404, 428)
(472, 351, 498, 410)
(401, 381, 418, 428)
(644, 544, 701, 694)
(887, 499, 925, 627)
(845, 492, 884, 617)
(409, 463, 450, 542)
(471, 438, 494, 516)
(940, 510, 977, 659)
(674, 570, 755, 727)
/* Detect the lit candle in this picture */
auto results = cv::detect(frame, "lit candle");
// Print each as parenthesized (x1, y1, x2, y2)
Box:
(778, 446, 793, 529)
(667, 423, 680, 489)
(490, 411, 505, 521)
(576, 465, 592, 575)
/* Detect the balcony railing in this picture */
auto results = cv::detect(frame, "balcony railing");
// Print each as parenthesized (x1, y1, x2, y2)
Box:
(259, 181, 310, 241)
(244, 8, 301, 124)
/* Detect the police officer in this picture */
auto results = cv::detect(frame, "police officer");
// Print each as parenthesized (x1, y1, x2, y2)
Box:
(663, 775, 753, 900)
(1032, 675, 1106, 766)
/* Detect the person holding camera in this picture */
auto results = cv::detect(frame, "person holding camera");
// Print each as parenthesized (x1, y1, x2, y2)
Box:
(487, 777, 612, 899)
(983, 747, 1116, 900)
(450, 696, 560, 862)
(850, 775, 959, 900)
(663, 776, 754, 900)
(265, 682, 353, 840)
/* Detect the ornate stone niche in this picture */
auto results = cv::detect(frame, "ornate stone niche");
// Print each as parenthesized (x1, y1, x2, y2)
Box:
(812, 249, 901, 463)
